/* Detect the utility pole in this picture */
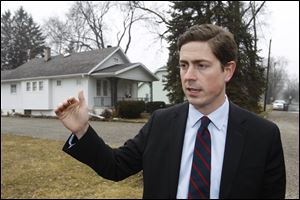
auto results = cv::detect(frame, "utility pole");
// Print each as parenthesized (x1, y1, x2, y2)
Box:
(264, 39, 272, 111)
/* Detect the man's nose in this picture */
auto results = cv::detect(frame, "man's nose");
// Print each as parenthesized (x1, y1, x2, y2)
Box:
(184, 66, 197, 80)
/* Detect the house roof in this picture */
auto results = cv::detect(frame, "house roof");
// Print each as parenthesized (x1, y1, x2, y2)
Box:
(1, 47, 120, 81)
(156, 66, 167, 72)
(91, 62, 159, 82)
(93, 63, 134, 73)
(138, 66, 167, 88)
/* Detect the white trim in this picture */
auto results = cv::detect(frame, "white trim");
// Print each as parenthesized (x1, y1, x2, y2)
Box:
(118, 48, 131, 63)
(90, 63, 159, 81)
(115, 62, 159, 81)
(155, 67, 167, 73)
(87, 47, 120, 75)
(89, 72, 115, 77)
(1, 73, 88, 82)
(115, 63, 140, 75)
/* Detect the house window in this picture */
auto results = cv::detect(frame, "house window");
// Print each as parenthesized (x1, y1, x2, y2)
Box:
(103, 80, 108, 96)
(32, 82, 37, 91)
(96, 80, 101, 96)
(39, 81, 43, 91)
(10, 84, 17, 94)
(26, 82, 31, 91)
(57, 80, 61, 86)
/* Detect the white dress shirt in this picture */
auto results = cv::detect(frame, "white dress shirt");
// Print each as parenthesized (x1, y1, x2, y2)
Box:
(176, 97, 229, 199)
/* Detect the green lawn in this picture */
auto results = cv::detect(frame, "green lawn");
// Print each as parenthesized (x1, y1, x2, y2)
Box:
(1, 134, 143, 199)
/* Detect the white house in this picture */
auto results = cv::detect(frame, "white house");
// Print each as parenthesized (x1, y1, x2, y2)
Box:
(1, 46, 158, 116)
(138, 66, 170, 104)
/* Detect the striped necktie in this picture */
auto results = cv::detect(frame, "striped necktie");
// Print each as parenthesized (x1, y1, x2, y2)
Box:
(188, 116, 211, 199)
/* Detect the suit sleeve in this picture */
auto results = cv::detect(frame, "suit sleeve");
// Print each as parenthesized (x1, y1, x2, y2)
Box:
(62, 114, 155, 182)
(261, 125, 286, 198)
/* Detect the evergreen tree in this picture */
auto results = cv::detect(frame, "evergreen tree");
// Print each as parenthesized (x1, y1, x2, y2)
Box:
(1, 11, 14, 70)
(164, 1, 265, 113)
(1, 7, 46, 70)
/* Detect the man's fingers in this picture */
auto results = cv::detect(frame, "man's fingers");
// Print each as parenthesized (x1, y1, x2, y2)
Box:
(67, 97, 77, 104)
(55, 92, 82, 118)
(62, 100, 70, 108)
(54, 107, 61, 116)
(54, 103, 64, 116)
(78, 90, 86, 105)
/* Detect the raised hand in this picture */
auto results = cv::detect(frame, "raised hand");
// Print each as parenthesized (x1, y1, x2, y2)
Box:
(54, 90, 89, 139)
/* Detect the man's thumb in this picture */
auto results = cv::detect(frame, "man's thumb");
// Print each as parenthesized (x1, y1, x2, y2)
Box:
(78, 90, 86, 105)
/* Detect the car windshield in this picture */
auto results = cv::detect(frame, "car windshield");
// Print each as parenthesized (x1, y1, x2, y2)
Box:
(274, 100, 286, 104)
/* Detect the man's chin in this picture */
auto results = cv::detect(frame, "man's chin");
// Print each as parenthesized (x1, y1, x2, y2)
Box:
(186, 97, 206, 107)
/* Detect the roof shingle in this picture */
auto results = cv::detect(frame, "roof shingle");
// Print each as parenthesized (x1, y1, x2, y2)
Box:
(1, 47, 119, 80)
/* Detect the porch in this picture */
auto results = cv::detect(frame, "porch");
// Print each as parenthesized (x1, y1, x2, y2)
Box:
(94, 96, 148, 107)
(90, 62, 159, 108)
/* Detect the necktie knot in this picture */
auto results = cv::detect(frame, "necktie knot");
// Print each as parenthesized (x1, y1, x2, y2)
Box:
(200, 116, 210, 129)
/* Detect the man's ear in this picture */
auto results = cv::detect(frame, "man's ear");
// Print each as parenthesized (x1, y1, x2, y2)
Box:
(224, 61, 236, 82)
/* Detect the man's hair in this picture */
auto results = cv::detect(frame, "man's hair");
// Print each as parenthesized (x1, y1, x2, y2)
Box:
(177, 24, 238, 66)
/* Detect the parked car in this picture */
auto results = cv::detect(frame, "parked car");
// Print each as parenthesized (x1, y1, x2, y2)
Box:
(272, 100, 289, 111)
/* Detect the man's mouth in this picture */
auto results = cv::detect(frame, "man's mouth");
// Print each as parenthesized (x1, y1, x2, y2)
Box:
(187, 87, 202, 92)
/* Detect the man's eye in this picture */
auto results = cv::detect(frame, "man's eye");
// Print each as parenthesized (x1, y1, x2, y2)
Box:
(179, 64, 188, 69)
(197, 64, 208, 69)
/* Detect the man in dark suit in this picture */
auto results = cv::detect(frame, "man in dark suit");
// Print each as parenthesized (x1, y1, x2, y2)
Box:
(55, 24, 286, 199)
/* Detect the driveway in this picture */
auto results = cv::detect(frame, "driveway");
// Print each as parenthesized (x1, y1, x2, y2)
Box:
(1, 117, 144, 146)
(267, 110, 299, 199)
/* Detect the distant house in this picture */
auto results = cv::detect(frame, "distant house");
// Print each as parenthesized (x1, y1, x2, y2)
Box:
(1, 46, 158, 116)
(138, 66, 170, 104)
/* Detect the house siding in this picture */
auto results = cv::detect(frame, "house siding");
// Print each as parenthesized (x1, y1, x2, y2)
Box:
(1, 82, 23, 113)
(138, 69, 170, 104)
(51, 77, 89, 111)
(153, 71, 169, 104)
(22, 79, 50, 109)
(1, 77, 90, 116)
(93, 51, 129, 72)
(138, 83, 151, 102)
(88, 77, 96, 108)
(117, 67, 154, 82)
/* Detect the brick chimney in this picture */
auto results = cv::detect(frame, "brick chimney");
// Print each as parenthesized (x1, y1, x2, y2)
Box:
(44, 47, 51, 62)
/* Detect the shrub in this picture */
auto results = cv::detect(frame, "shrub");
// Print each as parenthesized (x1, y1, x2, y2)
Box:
(101, 108, 112, 119)
(117, 100, 146, 118)
(145, 101, 166, 113)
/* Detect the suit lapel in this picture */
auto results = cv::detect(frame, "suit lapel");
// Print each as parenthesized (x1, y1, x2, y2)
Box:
(169, 102, 189, 198)
(219, 102, 247, 198)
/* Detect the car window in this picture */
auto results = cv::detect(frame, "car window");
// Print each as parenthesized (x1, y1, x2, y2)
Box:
(274, 100, 286, 104)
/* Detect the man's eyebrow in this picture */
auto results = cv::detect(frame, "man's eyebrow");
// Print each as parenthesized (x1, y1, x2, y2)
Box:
(179, 59, 211, 64)
(179, 60, 188, 63)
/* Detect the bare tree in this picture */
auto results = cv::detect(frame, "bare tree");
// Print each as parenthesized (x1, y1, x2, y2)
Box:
(267, 57, 289, 102)
(42, 17, 70, 54)
(283, 75, 299, 103)
(43, 1, 161, 54)
(131, 1, 170, 41)
(114, 1, 154, 53)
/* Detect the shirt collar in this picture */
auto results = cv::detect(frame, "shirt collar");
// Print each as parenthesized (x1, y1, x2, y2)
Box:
(188, 95, 229, 131)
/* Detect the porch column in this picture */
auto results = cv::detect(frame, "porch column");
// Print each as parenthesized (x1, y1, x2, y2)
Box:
(149, 82, 153, 102)
(109, 78, 119, 107)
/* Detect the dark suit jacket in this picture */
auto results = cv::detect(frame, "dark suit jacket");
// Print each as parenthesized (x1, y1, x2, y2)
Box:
(63, 102, 286, 199)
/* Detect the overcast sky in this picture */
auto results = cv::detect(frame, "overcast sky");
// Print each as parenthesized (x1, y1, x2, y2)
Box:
(1, 1, 299, 79)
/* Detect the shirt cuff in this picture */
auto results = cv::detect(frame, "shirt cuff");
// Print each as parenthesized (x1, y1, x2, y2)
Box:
(68, 134, 78, 149)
